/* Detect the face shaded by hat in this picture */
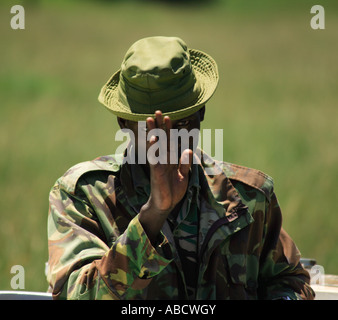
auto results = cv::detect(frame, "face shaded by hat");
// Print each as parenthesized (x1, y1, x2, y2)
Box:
(98, 36, 218, 121)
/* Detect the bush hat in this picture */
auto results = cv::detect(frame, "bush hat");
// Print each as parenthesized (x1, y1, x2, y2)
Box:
(98, 36, 219, 121)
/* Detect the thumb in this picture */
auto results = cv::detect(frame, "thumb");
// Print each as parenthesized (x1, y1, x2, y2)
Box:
(179, 149, 193, 177)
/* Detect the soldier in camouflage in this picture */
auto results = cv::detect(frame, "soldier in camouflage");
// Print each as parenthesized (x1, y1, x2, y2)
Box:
(47, 36, 315, 300)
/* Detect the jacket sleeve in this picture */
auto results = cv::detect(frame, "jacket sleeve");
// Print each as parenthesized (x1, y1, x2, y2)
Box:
(47, 181, 173, 300)
(257, 192, 315, 300)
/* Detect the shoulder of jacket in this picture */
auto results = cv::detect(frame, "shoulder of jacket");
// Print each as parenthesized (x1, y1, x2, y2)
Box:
(53, 154, 124, 194)
(221, 161, 274, 201)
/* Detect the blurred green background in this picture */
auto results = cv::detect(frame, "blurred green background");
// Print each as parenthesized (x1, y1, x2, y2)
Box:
(0, 0, 337, 292)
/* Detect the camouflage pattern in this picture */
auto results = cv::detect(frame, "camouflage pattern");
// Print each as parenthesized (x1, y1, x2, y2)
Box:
(47, 151, 315, 300)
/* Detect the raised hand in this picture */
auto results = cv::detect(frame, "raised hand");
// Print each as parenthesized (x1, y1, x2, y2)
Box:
(139, 111, 193, 245)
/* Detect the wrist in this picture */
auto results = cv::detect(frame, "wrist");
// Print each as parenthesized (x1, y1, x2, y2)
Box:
(142, 198, 172, 216)
(138, 202, 170, 246)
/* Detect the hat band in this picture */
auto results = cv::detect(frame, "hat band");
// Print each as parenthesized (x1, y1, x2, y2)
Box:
(117, 70, 201, 115)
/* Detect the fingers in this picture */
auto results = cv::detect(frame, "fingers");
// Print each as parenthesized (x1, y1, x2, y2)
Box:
(163, 115, 172, 131)
(155, 110, 163, 129)
(146, 116, 156, 131)
(179, 149, 193, 177)
(146, 116, 156, 147)
(147, 112, 168, 165)
(157, 112, 176, 164)
(147, 111, 193, 168)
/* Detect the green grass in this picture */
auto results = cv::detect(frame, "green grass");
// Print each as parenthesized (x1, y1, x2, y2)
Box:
(1, 0, 338, 292)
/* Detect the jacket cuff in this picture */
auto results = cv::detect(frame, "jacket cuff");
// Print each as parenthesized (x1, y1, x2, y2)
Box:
(114, 215, 173, 279)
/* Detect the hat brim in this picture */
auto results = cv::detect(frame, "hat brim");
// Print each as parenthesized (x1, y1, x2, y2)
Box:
(98, 48, 219, 121)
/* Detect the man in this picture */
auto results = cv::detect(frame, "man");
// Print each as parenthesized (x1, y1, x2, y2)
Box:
(47, 36, 314, 300)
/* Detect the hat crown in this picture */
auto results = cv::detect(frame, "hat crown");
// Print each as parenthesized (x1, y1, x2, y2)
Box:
(121, 36, 192, 91)
(98, 36, 219, 121)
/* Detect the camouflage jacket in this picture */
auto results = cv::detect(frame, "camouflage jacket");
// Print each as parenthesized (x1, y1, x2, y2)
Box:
(47, 151, 315, 300)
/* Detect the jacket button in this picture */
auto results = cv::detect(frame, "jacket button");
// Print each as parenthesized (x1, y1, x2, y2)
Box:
(109, 162, 120, 171)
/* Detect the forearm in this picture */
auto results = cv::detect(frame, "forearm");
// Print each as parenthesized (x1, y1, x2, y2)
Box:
(138, 200, 171, 246)
(48, 178, 174, 299)
(49, 215, 173, 299)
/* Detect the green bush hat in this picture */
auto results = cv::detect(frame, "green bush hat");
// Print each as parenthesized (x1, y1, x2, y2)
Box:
(98, 36, 219, 121)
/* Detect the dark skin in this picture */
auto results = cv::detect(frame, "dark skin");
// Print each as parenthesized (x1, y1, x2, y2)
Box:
(117, 106, 205, 245)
